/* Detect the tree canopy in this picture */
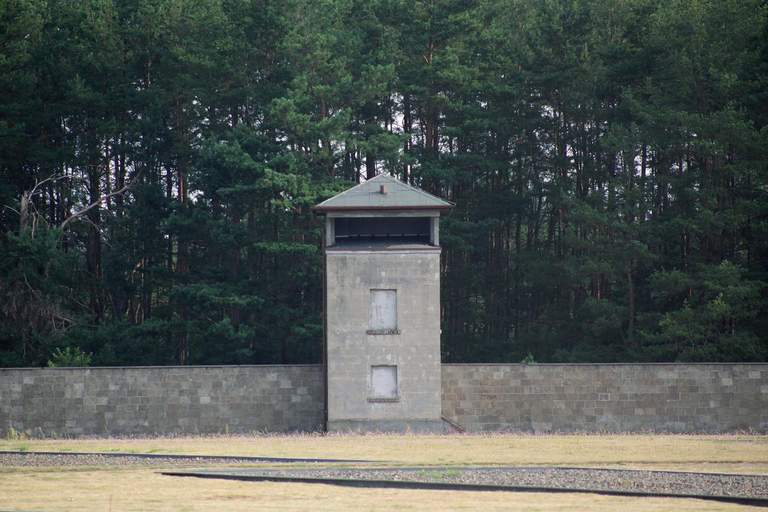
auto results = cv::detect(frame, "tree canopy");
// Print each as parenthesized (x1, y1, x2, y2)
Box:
(1, 0, 766, 367)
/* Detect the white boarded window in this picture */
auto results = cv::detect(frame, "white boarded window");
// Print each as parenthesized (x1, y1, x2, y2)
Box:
(370, 365, 398, 399)
(370, 289, 397, 331)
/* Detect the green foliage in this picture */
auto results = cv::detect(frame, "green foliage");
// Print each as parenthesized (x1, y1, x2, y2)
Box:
(0, 0, 766, 367)
(645, 262, 765, 361)
(47, 347, 92, 368)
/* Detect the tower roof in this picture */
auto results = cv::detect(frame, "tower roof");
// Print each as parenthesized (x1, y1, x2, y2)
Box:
(312, 174, 454, 212)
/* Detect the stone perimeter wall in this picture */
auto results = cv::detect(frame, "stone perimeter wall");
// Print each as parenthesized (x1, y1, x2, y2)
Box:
(442, 363, 768, 432)
(2, 363, 767, 436)
(0, 365, 324, 436)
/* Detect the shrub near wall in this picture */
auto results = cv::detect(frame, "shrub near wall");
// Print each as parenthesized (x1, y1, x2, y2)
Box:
(441, 364, 768, 433)
(0, 365, 324, 436)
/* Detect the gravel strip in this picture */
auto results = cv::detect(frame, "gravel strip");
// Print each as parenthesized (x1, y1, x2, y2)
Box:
(0, 453, 267, 468)
(4, 452, 767, 499)
(212, 468, 768, 499)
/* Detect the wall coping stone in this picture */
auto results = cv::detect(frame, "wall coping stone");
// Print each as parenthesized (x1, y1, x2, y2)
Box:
(0, 364, 323, 372)
(3, 363, 763, 372)
(442, 362, 768, 367)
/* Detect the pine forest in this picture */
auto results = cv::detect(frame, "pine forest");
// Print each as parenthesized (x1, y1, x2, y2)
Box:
(1, 0, 767, 367)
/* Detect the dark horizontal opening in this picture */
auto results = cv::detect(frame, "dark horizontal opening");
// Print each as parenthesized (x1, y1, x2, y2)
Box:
(334, 217, 430, 245)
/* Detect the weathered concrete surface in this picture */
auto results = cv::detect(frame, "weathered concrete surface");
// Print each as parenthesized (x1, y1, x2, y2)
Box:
(326, 250, 443, 432)
(441, 363, 768, 432)
(0, 365, 323, 436)
(328, 419, 446, 433)
(3, 363, 767, 436)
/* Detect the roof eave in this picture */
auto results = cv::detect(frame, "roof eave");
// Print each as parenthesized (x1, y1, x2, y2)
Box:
(311, 204, 455, 213)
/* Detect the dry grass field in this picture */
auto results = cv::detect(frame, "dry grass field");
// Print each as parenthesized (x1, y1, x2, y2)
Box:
(1, 433, 767, 511)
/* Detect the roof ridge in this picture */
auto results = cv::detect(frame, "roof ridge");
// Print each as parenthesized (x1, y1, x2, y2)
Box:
(314, 174, 454, 211)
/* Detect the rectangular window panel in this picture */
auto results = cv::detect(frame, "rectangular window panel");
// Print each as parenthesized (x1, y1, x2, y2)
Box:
(370, 365, 398, 399)
(370, 289, 397, 332)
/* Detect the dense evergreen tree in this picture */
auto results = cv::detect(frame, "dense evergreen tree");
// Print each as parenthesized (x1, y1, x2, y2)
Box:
(1, 0, 766, 366)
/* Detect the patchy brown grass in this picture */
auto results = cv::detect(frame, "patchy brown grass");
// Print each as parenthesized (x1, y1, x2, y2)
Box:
(2, 433, 766, 469)
(1, 433, 766, 511)
(0, 468, 756, 512)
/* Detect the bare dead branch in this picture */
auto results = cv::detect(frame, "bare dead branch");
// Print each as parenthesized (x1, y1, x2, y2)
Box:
(19, 173, 68, 235)
(59, 180, 134, 231)
(28, 173, 67, 199)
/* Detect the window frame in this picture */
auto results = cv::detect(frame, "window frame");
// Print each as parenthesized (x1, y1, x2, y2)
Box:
(368, 364, 399, 403)
(367, 289, 400, 335)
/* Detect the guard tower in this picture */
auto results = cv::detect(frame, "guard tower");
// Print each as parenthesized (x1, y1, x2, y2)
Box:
(312, 174, 454, 432)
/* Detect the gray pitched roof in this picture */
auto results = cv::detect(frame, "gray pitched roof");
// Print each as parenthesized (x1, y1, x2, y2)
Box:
(312, 174, 454, 211)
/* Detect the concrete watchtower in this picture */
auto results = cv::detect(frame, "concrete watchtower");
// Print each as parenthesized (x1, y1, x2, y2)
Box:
(312, 174, 454, 432)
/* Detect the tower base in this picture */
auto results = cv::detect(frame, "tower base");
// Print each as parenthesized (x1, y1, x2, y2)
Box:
(327, 419, 446, 434)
